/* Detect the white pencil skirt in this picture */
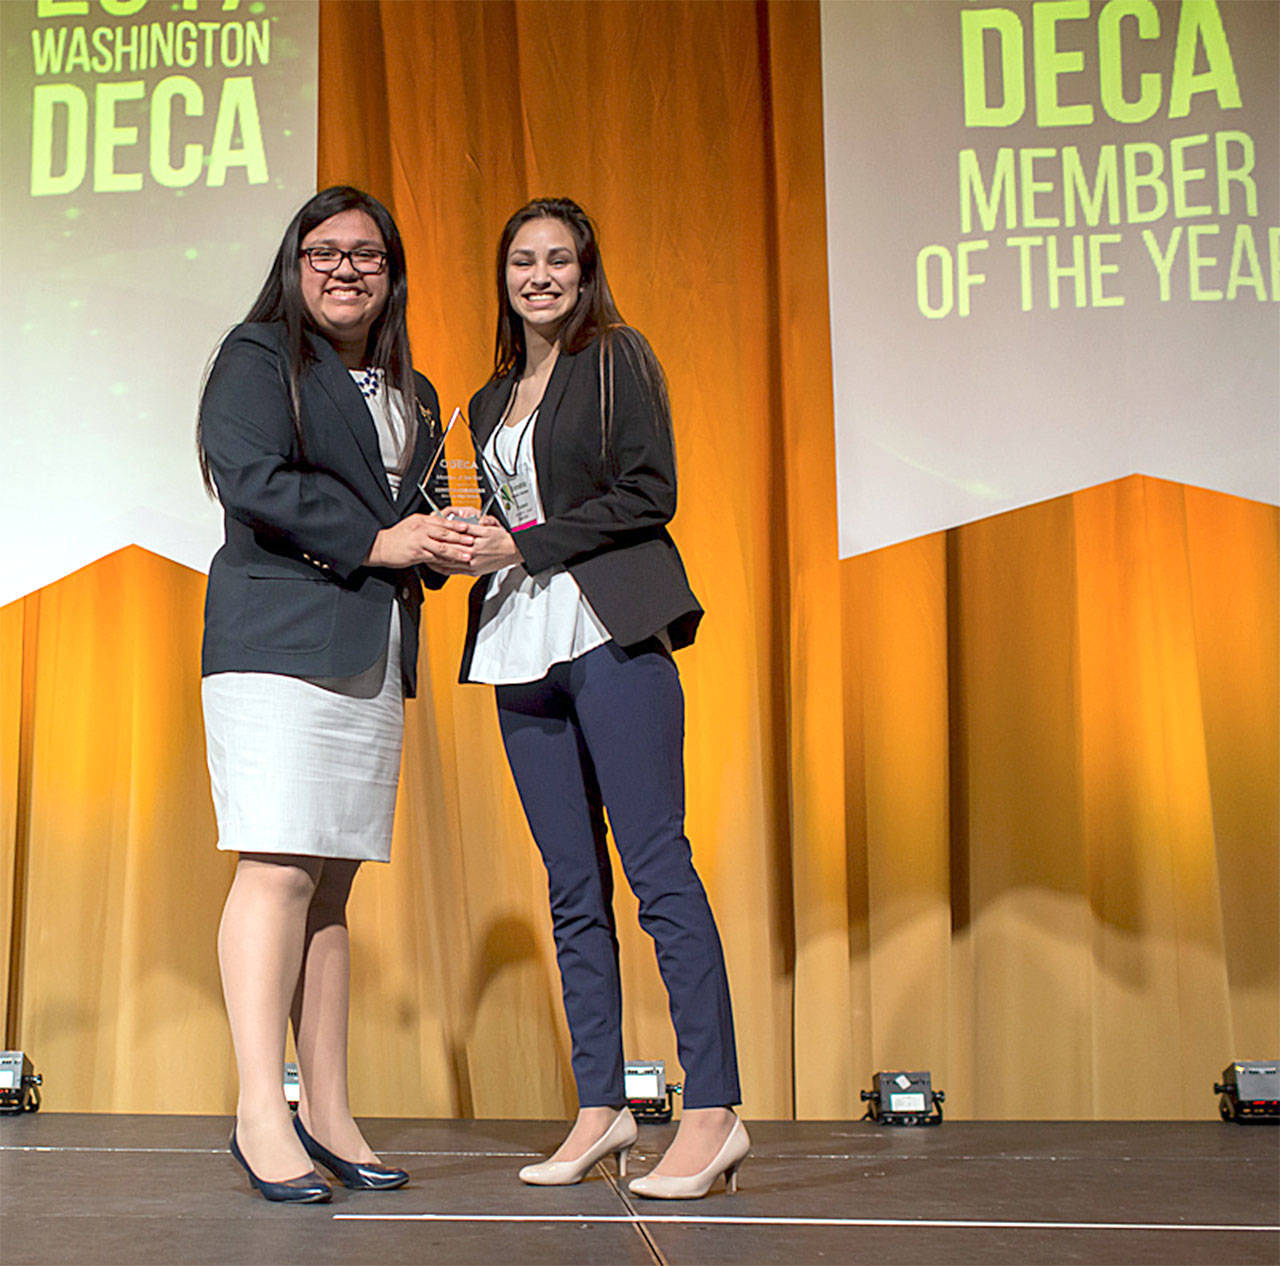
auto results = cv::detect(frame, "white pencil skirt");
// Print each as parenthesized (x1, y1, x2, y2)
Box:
(202, 618, 404, 862)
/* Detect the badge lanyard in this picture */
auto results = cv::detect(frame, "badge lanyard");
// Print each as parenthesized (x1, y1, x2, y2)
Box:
(487, 408, 540, 531)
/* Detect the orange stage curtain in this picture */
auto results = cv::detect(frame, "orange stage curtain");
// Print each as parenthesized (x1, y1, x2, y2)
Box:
(1, 0, 1275, 1118)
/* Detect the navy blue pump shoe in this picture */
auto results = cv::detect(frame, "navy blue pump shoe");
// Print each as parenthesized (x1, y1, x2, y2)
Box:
(293, 1115, 409, 1190)
(229, 1130, 331, 1203)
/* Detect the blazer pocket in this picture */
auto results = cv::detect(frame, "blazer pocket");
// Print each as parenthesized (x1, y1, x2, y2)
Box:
(245, 561, 327, 582)
(242, 565, 339, 654)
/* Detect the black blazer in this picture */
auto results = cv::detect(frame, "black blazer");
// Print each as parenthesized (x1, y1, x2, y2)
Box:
(459, 330, 702, 682)
(200, 321, 443, 697)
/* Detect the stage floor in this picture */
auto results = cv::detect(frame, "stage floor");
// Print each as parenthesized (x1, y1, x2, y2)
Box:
(1, 1115, 1276, 1265)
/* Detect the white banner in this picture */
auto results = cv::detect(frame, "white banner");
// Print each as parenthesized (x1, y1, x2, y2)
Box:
(822, 0, 1278, 559)
(0, 0, 318, 606)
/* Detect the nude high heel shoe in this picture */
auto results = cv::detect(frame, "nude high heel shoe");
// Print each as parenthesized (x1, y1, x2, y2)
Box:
(627, 1116, 750, 1200)
(518, 1107, 638, 1185)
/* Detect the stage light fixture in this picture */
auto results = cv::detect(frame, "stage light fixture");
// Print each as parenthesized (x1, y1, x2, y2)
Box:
(283, 1061, 300, 1110)
(625, 1060, 682, 1124)
(861, 1069, 944, 1126)
(1214, 1061, 1279, 1122)
(0, 1051, 42, 1113)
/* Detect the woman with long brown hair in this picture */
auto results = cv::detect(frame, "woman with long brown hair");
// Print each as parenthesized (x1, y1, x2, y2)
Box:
(453, 197, 748, 1199)
(198, 186, 471, 1202)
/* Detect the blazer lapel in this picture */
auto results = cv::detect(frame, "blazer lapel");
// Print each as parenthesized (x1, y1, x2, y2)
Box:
(470, 373, 515, 451)
(307, 332, 394, 507)
(531, 348, 574, 491)
(395, 388, 434, 512)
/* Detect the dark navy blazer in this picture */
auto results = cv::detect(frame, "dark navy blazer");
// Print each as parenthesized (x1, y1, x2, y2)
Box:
(459, 330, 702, 683)
(200, 321, 442, 697)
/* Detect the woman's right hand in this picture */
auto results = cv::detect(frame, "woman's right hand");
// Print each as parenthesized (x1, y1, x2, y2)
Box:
(365, 514, 474, 571)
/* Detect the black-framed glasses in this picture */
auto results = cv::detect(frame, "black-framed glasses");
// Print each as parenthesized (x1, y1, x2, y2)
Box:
(300, 247, 388, 275)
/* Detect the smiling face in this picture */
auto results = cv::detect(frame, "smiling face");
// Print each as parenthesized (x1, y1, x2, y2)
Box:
(299, 208, 390, 363)
(505, 218, 582, 345)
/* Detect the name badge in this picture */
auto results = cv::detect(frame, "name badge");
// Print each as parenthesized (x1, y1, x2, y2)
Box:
(496, 472, 539, 530)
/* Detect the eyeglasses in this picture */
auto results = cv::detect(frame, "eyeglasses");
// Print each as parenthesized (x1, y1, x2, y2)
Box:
(300, 247, 388, 275)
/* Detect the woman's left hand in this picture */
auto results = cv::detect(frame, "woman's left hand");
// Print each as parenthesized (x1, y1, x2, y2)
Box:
(460, 521, 523, 576)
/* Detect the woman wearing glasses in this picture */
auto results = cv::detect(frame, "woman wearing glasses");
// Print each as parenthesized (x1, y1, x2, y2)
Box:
(452, 198, 746, 1199)
(198, 186, 472, 1202)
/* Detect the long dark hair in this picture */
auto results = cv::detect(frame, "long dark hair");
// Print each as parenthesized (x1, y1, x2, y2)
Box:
(493, 197, 673, 459)
(198, 185, 415, 494)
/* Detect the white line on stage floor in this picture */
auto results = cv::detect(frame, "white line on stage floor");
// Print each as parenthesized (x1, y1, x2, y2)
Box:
(333, 1213, 1279, 1233)
(0, 1144, 1262, 1164)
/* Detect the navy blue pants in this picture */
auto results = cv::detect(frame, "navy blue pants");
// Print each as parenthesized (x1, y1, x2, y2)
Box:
(495, 639, 741, 1109)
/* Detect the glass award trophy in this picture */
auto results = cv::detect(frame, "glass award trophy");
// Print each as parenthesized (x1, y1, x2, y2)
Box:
(418, 406, 497, 521)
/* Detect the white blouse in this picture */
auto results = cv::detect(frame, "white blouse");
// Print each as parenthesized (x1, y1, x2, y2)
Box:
(466, 409, 611, 685)
(350, 367, 412, 497)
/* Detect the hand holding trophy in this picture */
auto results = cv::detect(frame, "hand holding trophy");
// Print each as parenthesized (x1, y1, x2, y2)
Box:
(417, 406, 523, 575)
